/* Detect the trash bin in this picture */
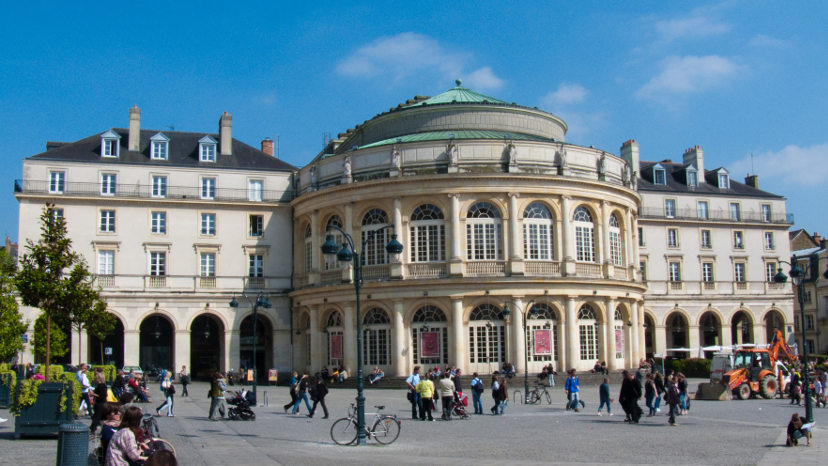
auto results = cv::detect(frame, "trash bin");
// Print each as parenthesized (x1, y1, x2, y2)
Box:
(56, 423, 88, 466)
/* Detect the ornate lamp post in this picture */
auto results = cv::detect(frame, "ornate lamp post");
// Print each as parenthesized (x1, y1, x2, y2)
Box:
(504, 299, 538, 402)
(229, 292, 272, 401)
(321, 225, 403, 446)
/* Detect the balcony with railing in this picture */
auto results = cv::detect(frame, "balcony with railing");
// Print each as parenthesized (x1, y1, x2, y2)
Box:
(406, 262, 449, 279)
(575, 263, 602, 278)
(525, 261, 562, 277)
(91, 274, 281, 292)
(466, 261, 506, 277)
(647, 280, 794, 296)
(639, 206, 793, 224)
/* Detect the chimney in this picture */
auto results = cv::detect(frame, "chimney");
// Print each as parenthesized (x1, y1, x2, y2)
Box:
(128, 105, 141, 152)
(261, 138, 274, 156)
(682, 145, 704, 180)
(745, 174, 758, 188)
(814, 232, 821, 245)
(620, 139, 640, 176)
(219, 112, 232, 156)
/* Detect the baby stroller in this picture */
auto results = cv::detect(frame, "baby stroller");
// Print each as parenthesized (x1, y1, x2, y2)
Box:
(451, 392, 470, 419)
(227, 389, 256, 421)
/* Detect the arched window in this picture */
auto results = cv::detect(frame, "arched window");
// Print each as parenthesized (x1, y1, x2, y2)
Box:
(609, 214, 624, 266)
(412, 305, 448, 365)
(523, 202, 555, 260)
(526, 303, 558, 363)
(361, 209, 389, 266)
(410, 204, 445, 262)
(326, 311, 344, 367)
(468, 304, 506, 371)
(363, 308, 390, 366)
(573, 206, 595, 262)
(578, 304, 599, 361)
(324, 216, 343, 270)
(303, 223, 313, 274)
(466, 202, 502, 261)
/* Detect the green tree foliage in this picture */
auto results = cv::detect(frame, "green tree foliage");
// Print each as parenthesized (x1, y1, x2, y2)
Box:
(0, 248, 27, 362)
(15, 204, 109, 381)
(34, 314, 68, 362)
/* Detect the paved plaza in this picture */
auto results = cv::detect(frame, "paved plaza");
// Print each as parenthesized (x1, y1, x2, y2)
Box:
(1, 379, 825, 465)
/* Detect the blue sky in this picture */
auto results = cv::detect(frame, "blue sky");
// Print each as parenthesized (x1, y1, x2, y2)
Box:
(1, 1, 826, 243)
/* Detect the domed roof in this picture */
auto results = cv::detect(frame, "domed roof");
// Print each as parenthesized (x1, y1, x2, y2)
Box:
(406, 79, 508, 107)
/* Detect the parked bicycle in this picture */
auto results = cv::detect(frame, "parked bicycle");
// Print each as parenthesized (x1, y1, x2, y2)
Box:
(527, 383, 552, 405)
(330, 403, 401, 446)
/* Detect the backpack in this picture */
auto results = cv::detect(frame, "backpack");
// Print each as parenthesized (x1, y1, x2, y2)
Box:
(473, 379, 484, 394)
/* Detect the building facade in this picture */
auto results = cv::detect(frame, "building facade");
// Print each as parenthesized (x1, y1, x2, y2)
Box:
(788, 230, 828, 355)
(14, 83, 796, 377)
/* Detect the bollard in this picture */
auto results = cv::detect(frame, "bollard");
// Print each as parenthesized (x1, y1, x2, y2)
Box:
(56, 423, 88, 466)
(263, 391, 269, 407)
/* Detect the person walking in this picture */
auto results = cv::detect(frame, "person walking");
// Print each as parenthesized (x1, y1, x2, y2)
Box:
(307, 377, 329, 419)
(653, 372, 665, 413)
(451, 368, 463, 395)
(178, 365, 189, 397)
(470, 372, 484, 414)
(644, 373, 656, 416)
(677, 372, 689, 414)
(438, 372, 456, 421)
(490, 374, 501, 415)
(156, 372, 175, 417)
(208, 372, 227, 420)
(415, 374, 435, 421)
(283, 371, 299, 413)
(76, 363, 93, 417)
(565, 369, 583, 412)
(598, 377, 612, 416)
(664, 374, 680, 426)
(292, 373, 313, 415)
(546, 363, 556, 387)
(497, 377, 509, 415)
(90, 371, 109, 436)
(405, 366, 423, 420)
(619, 370, 643, 423)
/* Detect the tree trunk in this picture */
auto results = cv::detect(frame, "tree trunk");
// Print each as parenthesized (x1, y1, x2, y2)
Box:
(78, 327, 82, 366)
(45, 314, 51, 383)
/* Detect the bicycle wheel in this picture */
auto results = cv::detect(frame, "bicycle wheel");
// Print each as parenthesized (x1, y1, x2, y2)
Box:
(544, 391, 552, 405)
(528, 391, 540, 404)
(330, 418, 358, 446)
(151, 439, 177, 459)
(371, 416, 401, 445)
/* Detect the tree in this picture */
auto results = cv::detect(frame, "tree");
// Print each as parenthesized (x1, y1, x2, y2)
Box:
(34, 314, 68, 362)
(0, 248, 27, 362)
(15, 204, 109, 381)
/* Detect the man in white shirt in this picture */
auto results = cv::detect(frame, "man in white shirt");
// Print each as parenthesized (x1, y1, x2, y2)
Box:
(76, 363, 92, 416)
(405, 366, 422, 420)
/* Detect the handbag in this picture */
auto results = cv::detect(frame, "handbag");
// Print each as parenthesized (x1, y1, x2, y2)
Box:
(407, 391, 414, 402)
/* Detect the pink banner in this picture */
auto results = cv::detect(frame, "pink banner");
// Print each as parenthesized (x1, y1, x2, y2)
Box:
(533, 329, 552, 355)
(330, 334, 343, 359)
(615, 328, 623, 350)
(420, 331, 440, 358)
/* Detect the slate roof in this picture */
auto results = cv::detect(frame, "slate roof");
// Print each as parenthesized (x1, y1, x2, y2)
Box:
(28, 128, 296, 172)
(638, 160, 783, 199)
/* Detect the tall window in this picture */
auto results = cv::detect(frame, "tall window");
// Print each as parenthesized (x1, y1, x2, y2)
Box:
(573, 206, 595, 262)
(200, 253, 216, 277)
(733, 231, 744, 249)
(669, 261, 681, 282)
(639, 261, 647, 281)
(466, 202, 503, 261)
(654, 168, 666, 185)
(411, 306, 448, 365)
(719, 173, 730, 189)
(103, 139, 118, 157)
(701, 229, 712, 249)
(638, 227, 645, 247)
(614, 308, 625, 359)
(150, 211, 166, 234)
(101, 173, 117, 196)
(361, 208, 390, 266)
(667, 228, 679, 247)
(764, 232, 775, 250)
(410, 204, 445, 262)
(526, 304, 558, 362)
(49, 171, 65, 194)
(151, 176, 167, 198)
(249, 215, 264, 237)
(702, 262, 715, 283)
(734, 263, 746, 282)
(99, 210, 116, 233)
(326, 312, 344, 367)
(324, 216, 344, 270)
(468, 304, 507, 366)
(201, 177, 216, 200)
(98, 250, 115, 275)
(201, 213, 216, 236)
(687, 170, 698, 187)
(149, 252, 166, 276)
(199, 137, 217, 162)
(578, 305, 598, 361)
(664, 199, 676, 218)
(766, 262, 778, 282)
(249, 254, 264, 277)
(150, 133, 169, 160)
(523, 202, 554, 261)
(363, 308, 390, 366)
(609, 214, 624, 266)
(761, 204, 772, 222)
(697, 201, 709, 220)
(248, 180, 263, 202)
(729, 203, 741, 221)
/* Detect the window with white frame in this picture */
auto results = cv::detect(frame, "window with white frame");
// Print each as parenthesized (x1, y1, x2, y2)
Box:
(702, 262, 715, 283)
(99, 210, 115, 233)
(150, 211, 166, 234)
(410, 204, 445, 262)
(249, 215, 264, 237)
(701, 229, 712, 249)
(578, 305, 599, 361)
(249, 254, 264, 277)
(49, 171, 65, 194)
(638, 227, 645, 247)
(97, 250, 115, 275)
(324, 216, 343, 270)
(363, 308, 391, 366)
(526, 304, 557, 362)
(761, 204, 772, 222)
(201, 177, 216, 200)
(609, 214, 624, 266)
(149, 252, 166, 276)
(664, 199, 676, 218)
(248, 180, 263, 202)
(687, 169, 698, 187)
(654, 167, 666, 185)
(150, 133, 169, 160)
(806, 315, 815, 330)
(100, 130, 120, 158)
(766, 262, 778, 282)
(639, 261, 647, 281)
(304, 224, 313, 274)
(669, 261, 681, 282)
(200, 252, 216, 277)
(326, 312, 344, 367)
(697, 201, 709, 220)
(764, 232, 775, 250)
(573, 206, 595, 262)
(200, 213, 216, 236)
(199, 136, 217, 162)
(718, 172, 730, 189)
(466, 202, 503, 261)
(614, 308, 624, 359)
(151, 175, 167, 198)
(523, 202, 554, 261)
(49, 207, 64, 222)
(733, 231, 744, 249)
(667, 228, 679, 247)
(362, 208, 390, 266)
(100, 173, 116, 196)
(734, 262, 746, 282)
(729, 202, 741, 221)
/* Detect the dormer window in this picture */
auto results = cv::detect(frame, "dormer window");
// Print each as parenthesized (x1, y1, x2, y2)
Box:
(653, 163, 666, 185)
(100, 130, 121, 158)
(150, 133, 170, 160)
(686, 167, 698, 187)
(717, 169, 730, 189)
(199, 136, 217, 162)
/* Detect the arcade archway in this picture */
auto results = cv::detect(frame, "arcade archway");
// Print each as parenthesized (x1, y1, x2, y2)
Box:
(190, 314, 225, 380)
(89, 317, 125, 367)
(139, 314, 174, 374)
(239, 314, 273, 382)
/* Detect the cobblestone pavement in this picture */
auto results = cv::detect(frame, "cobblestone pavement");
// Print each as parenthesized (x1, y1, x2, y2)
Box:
(1, 379, 824, 465)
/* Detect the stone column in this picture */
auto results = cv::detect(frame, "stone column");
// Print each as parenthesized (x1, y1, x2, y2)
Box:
(123, 330, 140, 366)
(508, 193, 524, 275)
(449, 194, 463, 276)
(391, 197, 404, 278)
(228, 330, 241, 373)
(561, 196, 575, 276)
(451, 298, 465, 370)
(688, 325, 701, 358)
(630, 211, 640, 280)
(595, 204, 605, 266)
(309, 306, 322, 371)
(512, 297, 526, 374)
(625, 207, 634, 273)
(343, 203, 355, 283)
(721, 324, 733, 347)
(655, 324, 667, 361)
(310, 210, 320, 284)
(630, 301, 640, 362)
(223, 329, 233, 372)
(565, 296, 578, 370)
(606, 298, 618, 370)
(392, 301, 406, 376)
(343, 304, 356, 375)
(754, 323, 767, 345)
(174, 329, 189, 375)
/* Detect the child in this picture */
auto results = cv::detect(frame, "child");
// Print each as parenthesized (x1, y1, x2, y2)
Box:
(598, 378, 612, 416)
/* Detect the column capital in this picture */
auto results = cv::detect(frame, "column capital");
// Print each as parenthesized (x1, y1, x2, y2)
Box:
(602, 200, 610, 207)
(447, 193, 459, 199)
(508, 192, 520, 199)
(561, 194, 572, 201)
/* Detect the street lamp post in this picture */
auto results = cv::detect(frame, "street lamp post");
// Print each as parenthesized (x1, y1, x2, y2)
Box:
(229, 292, 272, 402)
(321, 225, 402, 446)
(504, 300, 538, 402)
(774, 255, 828, 424)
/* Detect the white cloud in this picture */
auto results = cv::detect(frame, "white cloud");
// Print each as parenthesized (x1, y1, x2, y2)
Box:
(540, 83, 588, 108)
(730, 143, 828, 187)
(537, 83, 602, 142)
(636, 55, 743, 99)
(748, 34, 788, 49)
(335, 32, 504, 89)
(654, 15, 731, 43)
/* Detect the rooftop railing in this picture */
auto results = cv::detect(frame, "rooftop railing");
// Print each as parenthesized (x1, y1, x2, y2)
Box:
(639, 207, 792, 224)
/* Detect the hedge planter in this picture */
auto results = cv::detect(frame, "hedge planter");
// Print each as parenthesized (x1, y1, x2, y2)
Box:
(0, 383, 9, 409)
(14, 382, 73, 439)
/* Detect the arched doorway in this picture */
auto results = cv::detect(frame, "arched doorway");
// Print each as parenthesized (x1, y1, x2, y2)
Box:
(666, 312, 688, 358)
(89, 317, 125, 367)
(644, 313, 656, 357)
(468, 304, 507, 374)
(699, 311, 721, 359)
(525, 303, 559, 372)
(139, 314, 174, 374)
(325, 311, 344, 369)
(731, 310, 754, 345)
(363, 308, 391, 370)
(578, 304, 601, 367)
(614, 306, 629, 365)
(411, 305, 448, 367)
(239, 314, 272, 382)
(764, 309, 785, 343)
(190, 314, 225, 380)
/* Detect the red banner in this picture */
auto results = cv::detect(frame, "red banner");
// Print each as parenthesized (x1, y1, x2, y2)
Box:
(330, 334, 343, 359)
(420, 331, 440, 358)
(533, 329, 552, 355)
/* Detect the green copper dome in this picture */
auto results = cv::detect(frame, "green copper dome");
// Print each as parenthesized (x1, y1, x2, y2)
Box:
(408, 79, 508, 106)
